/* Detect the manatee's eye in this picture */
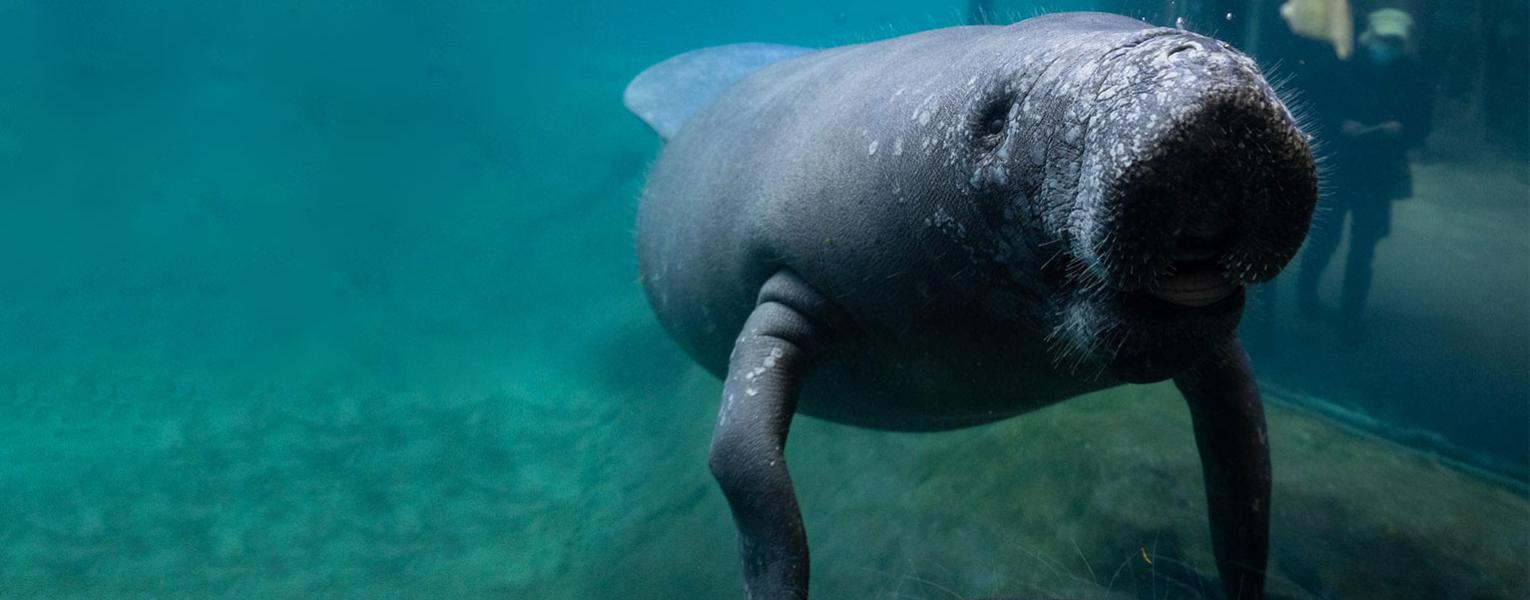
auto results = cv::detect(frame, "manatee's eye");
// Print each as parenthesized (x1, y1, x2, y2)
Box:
(973, 98, 1011, 149)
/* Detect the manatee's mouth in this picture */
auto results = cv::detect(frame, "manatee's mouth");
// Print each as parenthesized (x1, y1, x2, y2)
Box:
(1146, 258, 1240, 307)
(1070, 39, 1320, 296)
(1138, 229, 1242, 308)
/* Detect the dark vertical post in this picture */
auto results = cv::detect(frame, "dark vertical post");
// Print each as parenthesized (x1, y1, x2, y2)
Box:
(1484, 0, 1529, 156)
(1242, 0, 1266, 57)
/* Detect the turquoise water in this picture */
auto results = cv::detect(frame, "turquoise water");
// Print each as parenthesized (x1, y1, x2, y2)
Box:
(0, 1, 1524, 598)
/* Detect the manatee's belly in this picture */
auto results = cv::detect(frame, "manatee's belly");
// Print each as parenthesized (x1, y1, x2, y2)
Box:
(787, 337, 1117, 432)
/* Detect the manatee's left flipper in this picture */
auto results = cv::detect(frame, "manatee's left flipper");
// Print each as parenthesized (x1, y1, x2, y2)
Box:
(711, 271, 833, 600)
(1174, 338, 1271, 600)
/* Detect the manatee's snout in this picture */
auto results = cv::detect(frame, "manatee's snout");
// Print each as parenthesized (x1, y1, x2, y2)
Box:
(1072, 33, 1318, 305)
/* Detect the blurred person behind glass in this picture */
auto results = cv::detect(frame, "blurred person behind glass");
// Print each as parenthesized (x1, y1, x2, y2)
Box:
(1295, 7, 1433, 344)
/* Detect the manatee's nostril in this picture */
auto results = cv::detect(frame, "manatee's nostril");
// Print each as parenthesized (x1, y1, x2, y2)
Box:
(1167, 43, 1198, 58)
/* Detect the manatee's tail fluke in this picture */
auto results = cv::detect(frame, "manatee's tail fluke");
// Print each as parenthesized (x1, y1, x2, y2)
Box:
(623, 43, 813, 141)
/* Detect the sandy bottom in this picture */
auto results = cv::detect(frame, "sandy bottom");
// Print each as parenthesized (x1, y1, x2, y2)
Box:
(4, 302, 1522, 599)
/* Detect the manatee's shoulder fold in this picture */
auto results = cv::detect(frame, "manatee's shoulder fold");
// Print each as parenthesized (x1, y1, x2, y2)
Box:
(624, 43, 814, 140)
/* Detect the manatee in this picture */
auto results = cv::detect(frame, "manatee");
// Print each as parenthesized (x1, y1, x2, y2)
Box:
(624, 12, 1317, 600)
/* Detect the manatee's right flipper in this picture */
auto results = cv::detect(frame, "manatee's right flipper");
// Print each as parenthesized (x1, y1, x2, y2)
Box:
(710, 271, 833, 600)
(1174, 338, 1271, 600)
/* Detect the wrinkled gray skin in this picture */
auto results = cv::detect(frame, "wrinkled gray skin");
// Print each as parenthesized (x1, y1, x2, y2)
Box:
(634, 12, 1316, 600)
